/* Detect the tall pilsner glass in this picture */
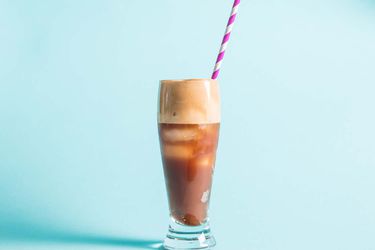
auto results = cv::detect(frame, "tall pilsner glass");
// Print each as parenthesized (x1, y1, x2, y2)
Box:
(158, 79, 220, 249)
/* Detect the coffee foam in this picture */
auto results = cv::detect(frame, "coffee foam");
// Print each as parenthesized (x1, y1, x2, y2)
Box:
(158, 79, 221, 124)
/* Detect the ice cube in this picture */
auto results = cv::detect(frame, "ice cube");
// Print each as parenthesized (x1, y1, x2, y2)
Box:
(201, 190, 210, 203)
(196, 156, 211, 166)
(162, 128, 198, 142)
(195, 155, 214, 168)
(163, 144, 192, 159)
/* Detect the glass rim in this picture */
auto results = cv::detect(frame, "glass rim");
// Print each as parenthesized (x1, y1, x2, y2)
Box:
(160, 78, 218, 84)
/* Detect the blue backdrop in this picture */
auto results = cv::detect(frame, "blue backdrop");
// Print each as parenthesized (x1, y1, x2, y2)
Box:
(1, 1, 374, 250)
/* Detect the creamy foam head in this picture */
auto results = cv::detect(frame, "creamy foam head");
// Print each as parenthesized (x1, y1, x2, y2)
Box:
(158, 79, 221, 124)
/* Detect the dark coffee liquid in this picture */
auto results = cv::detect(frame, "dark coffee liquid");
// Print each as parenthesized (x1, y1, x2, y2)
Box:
(159, 123, 220, 226)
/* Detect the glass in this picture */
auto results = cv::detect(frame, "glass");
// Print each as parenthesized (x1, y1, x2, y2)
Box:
(158, 79, 220, 249)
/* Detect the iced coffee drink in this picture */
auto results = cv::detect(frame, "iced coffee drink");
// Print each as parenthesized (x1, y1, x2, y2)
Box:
(158, 79, 220, 249)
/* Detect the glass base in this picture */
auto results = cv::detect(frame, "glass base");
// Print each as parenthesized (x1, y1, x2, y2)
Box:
(163, 217, 216, 250)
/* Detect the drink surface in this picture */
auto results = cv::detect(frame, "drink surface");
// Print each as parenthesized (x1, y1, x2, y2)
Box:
(159, 123, 220, 226)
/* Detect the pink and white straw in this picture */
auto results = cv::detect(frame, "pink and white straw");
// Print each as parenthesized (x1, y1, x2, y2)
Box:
(211, 0, 240, 80)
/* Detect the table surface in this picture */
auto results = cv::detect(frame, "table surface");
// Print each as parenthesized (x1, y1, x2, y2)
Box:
(1, 1, 375, 250)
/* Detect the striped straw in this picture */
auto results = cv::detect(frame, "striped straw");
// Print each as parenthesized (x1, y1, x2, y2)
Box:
(211, 0, 240, 80)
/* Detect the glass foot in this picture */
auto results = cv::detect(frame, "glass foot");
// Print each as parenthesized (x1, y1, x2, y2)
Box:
(163, 217, 216, 249)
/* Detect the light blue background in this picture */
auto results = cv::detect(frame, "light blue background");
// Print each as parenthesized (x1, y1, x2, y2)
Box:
(1, 0, 375, 250)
